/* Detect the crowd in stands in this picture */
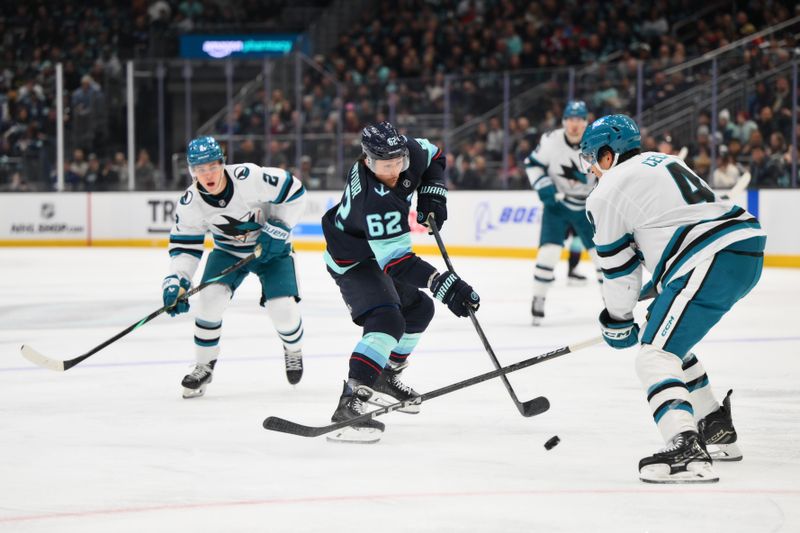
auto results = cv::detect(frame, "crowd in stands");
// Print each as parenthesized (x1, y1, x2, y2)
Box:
(1, 0, 798, 191)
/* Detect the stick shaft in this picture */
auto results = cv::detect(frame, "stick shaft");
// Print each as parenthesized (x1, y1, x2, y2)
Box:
(427, 213, 530, 411)
(28, 249, 260, 371)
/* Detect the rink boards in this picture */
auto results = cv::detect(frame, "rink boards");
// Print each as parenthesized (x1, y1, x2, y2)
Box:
(0, 189, 798, 267)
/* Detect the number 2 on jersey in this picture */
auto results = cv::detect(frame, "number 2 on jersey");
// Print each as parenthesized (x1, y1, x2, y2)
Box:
(667, 162, 714, 204)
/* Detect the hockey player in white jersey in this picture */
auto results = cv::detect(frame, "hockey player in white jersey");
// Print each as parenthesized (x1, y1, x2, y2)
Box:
(162, 136, 308, 398)
(525, 101, 603, 325)
(580, 115, 766, 483)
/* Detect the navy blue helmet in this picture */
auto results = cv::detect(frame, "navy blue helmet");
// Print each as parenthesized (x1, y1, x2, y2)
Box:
(361, 121, 410, 172)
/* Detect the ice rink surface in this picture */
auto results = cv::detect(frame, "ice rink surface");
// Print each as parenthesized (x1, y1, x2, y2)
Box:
(1, 247, 799, 533)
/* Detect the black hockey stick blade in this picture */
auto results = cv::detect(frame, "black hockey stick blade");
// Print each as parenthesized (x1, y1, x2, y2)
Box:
(20, 246, 261, 372)
(521, 396, 550, 417)
(263, 336, 602, 438)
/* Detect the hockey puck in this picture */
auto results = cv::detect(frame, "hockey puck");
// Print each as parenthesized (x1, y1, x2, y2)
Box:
(544, 435, 560, 450)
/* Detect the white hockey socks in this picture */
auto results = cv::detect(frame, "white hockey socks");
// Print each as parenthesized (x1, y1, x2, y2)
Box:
(266, 296, 304, 353)
(681, 352, 721, 421)
(636, 344, 697, 443)
(194, 283, 232, 365)
(533, 244, 562, 298)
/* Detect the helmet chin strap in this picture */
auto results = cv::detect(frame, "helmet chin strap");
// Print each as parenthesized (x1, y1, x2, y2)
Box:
(593, 152, 620, 177)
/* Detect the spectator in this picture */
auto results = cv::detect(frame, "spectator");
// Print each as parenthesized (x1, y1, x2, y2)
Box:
(135, 148, 158, 190)
(711, 146, 742, 189)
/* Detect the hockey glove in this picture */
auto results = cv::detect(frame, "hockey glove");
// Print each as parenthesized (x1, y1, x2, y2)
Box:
(430, 271, 480, 317)
(256, 218, 292, 263)
(416, 183, 448, 233)
(162, 275, 191, 316)
(599, 308, 640, 349)
(536, 182, 559, 208)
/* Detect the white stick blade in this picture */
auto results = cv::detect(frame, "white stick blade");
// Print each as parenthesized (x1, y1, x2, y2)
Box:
(20, 345, 66, 371)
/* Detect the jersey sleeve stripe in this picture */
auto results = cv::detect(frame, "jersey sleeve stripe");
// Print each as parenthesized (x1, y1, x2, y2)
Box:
(286, 185, 306, 203)
(525, 155, 547, 169)
(602, 255, 640, 279)
(272, 171, 293, 204)
(596, 233, 634, 257)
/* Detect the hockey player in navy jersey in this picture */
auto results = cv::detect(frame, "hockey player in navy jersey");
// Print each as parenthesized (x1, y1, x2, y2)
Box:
(321, 121, 480, 443)
(581, 115, 766, 483)
(525, 101, 603, 325)
(163, 136, 308, 398)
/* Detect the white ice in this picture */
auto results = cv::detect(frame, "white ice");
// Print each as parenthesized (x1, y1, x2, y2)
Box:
(1, 248, 799, 533)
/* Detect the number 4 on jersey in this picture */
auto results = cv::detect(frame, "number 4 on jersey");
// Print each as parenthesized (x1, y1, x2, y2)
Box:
(667, 162, 714, 204)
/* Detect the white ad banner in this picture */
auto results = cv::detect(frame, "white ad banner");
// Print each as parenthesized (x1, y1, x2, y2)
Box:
(0, 193, 88, 242)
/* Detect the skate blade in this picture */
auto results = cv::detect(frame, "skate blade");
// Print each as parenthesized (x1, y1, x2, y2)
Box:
(182, 385, 207, 399)
(326, 426, 382, 444)
(532, 316, 543, 326)
(567, 278, 588, 287)
(708, 443, 743, 462)
(640, 462, 719, 484)
(368, 392, 420, 414)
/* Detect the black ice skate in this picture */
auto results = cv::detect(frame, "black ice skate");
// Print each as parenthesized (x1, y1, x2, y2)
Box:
(369, 363, 421, 414)
(639, 431, 718, 484)
(181, 360, 216, 399)
(699, 389, 742, 461)
(567, 268, 588, 286)
(327, 382, 385, 444)
(531, 296, 545, 326)
(284, 348, 303, 385)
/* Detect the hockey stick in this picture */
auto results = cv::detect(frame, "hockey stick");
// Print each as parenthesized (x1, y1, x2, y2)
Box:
(263, 336, 602, 438)
(20, 245, 262, 372)
(719, 171, 751, 200)
(427, 213, 549, 417)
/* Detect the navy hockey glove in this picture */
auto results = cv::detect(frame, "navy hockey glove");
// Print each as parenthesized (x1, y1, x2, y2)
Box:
(256, 218, 292, 262)
(162, 275, 191, 316)
(430, 271, 480, 317)
(599, 308, 640, 349)
(416, 183, 448, 233)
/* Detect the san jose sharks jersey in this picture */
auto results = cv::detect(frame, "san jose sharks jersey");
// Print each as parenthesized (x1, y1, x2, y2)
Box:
(322, 137, 445, 288)
(525, 128, 596, 211)
(586, 152, 766, 320)
(168, 163, 306, 280)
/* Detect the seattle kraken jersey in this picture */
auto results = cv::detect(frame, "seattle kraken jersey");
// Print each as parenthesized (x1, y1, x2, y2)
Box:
(168, 163, 306, 280)
(525, 128, 596, 211)
(322, 137, 444, 279)
(586, 152, 765, 320)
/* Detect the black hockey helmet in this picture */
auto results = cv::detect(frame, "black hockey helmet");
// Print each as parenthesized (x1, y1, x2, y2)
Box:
(361, 121, 410, 172)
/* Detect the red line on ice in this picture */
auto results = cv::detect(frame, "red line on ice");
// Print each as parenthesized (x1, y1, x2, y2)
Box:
(2, 488, 800, 524)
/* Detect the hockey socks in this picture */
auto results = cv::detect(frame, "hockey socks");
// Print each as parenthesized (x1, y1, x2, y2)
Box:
(348, 332, 398, 385)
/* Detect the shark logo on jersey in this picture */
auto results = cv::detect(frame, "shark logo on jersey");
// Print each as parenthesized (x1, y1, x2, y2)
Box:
(560, 161, 587, 184)
(374, 184, 390, 197)
(180, 191, 193, 205)
(213, 213, 261, 240)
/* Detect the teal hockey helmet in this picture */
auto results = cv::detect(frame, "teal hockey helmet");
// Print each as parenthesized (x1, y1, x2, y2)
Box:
(578, 114, 640, 172)
(563, 100, 588, 120)
(186, 136, 224, 168)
